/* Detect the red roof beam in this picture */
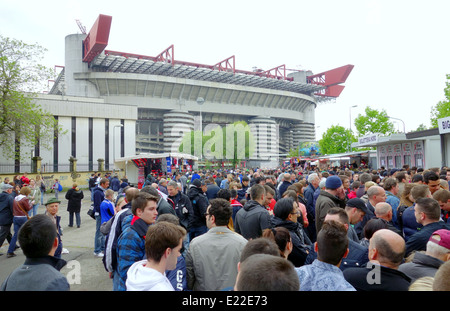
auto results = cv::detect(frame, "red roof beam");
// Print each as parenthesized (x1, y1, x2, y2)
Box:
(213, 55, 235, 73)
(154, 45, 174, 65)
(104, 50, 159, 62)
(260, 64, 287, 80)
(82, 14, 112, 63)
(307, 64, 354, 86)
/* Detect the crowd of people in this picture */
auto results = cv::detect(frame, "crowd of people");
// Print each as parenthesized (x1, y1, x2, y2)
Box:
(1, 164, 450, 291)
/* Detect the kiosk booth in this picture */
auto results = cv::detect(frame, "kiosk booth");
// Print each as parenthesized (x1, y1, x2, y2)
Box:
(114, 153, 198, 188)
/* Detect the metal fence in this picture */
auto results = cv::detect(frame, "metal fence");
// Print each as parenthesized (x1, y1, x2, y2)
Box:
(0, 163, 100, 174)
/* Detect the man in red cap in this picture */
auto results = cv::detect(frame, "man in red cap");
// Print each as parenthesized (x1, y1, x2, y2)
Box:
(399, 229, 450, 281)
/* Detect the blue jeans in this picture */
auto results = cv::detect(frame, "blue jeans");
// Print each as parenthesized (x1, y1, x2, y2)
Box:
(28, 204, 39, 217)
(69, 212, 81, 227)
(94, 215, 105, 254)
(8, 216, 27, 253)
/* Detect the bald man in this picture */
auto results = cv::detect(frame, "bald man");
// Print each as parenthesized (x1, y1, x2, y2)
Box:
(343, 229, 411, 291)
(374, 202, 402, 236)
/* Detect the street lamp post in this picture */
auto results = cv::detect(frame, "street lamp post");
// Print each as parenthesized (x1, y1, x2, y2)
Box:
(113, 124, 124, 169)
(348, 105, 358, 152)
(387, 116, 406, 133)
(196, 97, 205, 161)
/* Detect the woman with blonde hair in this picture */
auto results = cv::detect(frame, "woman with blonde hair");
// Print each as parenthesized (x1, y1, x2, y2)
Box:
(397, 183, 417, 233)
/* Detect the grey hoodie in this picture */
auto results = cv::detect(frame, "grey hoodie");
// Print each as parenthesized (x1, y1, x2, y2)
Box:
(234, 200, 271, 240)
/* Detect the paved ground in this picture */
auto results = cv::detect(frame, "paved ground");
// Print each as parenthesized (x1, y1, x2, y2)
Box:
(0, 190, 113, 291)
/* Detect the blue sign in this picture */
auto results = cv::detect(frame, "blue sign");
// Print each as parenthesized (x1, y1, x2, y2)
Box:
(166, 157, 172, 173)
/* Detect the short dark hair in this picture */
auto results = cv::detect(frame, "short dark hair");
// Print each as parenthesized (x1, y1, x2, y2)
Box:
(18, 214, 57, 258)
(208, 198, 232, 226)
(140, 185, 161, 200)
(263, 184, 275, 197)
(363, 218, 388, 240)
(145, 222, 186, 262)
(382, 177, 397, 191)
(250, 184, 265, 201)
(412, 174, 423, 183)
(240, 237, 280, 263)
(216, 189, 231, 201)
(415, 197, 441, 221)
(132, 192, 159, 215)
(327, 207, 349, 225)
(424, 171, 439, 184)
(236, 254, 299, 291)
(317, 220, 349, 266)
(273, 197, 295, 220)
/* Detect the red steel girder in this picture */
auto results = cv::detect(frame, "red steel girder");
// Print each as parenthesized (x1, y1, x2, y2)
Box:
(213, 55, 235, 73)
(82, 14, 112, 63)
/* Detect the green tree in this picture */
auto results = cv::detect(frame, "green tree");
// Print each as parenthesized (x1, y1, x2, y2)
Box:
(0, 35, 60, 160)
(430, 74, 450, 128)
(179, 121, 255, 166)
(319, 125, 355, 154)
(354, 107, 395, 136)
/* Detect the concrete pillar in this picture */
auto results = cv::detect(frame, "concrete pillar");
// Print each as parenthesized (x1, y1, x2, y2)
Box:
(163, 110, 195, 153)
(69, 156, 77, 172)
(249, 116, 278, 160)
(97, 158, 105, 172)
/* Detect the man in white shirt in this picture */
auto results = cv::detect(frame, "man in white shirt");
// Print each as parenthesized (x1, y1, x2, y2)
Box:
(126, 221, 186, 291)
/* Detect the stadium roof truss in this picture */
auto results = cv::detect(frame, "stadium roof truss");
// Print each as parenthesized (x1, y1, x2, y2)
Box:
(49, 14, 352, 103)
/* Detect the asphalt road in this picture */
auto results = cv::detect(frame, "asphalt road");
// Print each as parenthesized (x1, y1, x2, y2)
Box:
(0, 190, 113, 291)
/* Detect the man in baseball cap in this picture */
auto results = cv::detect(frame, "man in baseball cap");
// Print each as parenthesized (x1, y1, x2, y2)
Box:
(345, 198, 370, 242)
(398, 229, 450, 281)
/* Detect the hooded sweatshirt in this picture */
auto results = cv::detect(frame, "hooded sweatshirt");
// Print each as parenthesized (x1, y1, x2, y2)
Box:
(13, 195, 31, 217)
(234, 200, 271, 240)
(126, 259, 174, 291)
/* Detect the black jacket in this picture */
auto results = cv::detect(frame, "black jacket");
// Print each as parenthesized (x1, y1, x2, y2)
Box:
(343, 263, 411, 291)
(234, 200, 271, 240)
(0, 192, 14, 226)
(187, 186, 209, 228)
(271, 216, 311, 267)
(65, 188, 84, 213)
(168, 192, 193, 230)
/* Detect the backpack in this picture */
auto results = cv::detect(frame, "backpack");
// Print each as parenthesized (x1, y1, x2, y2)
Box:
(58, 183, 63, 192)
(102, 207, 132, 273)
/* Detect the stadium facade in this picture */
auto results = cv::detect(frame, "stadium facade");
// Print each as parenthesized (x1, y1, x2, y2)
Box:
(2, 14, 353, 173)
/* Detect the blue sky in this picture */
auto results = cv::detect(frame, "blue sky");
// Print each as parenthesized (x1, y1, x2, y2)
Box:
(2, 0, 449, 139)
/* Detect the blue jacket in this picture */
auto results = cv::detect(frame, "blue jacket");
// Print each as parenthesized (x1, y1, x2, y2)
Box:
(93, 186, 106, 213)
(402, 204, 423, 241)
(385, 191, 400, 226)
(303, 183, 317, 217)
(405, 221, 450, 256)
(110, 177, 121, 191)
(116, 216, 149, 291)
(166, 255, 187, 291)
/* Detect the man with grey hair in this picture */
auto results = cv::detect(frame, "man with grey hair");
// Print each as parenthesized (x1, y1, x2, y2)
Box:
(167, 180, 193, 232)
(304, 173, 320, 242)
(158, 178, 169, 196)
(0, 183, 14, 255)
(399, 229, 450, 281)
(278, 173, 292, 200)
(355, 185, 386, 239)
